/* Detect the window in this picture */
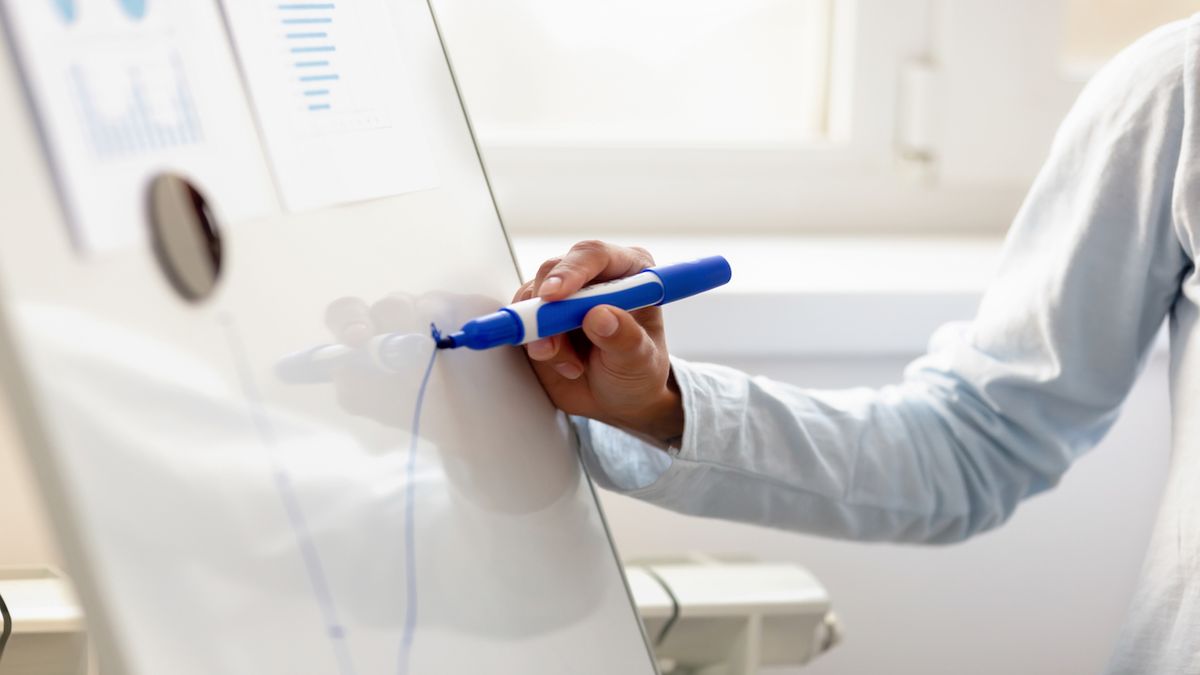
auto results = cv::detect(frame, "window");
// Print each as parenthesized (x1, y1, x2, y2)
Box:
(432, 1, 1195, 238)
(434, 0, 834, 145)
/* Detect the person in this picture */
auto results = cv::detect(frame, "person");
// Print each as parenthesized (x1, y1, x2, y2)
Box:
(515, 17, 1200, 675)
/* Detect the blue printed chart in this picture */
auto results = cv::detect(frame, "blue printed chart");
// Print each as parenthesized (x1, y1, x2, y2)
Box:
(274, 1, 388, 131)
(220, 0, 437, 210)
(68, 55, 203, 161)
(0, 0, 274, 250)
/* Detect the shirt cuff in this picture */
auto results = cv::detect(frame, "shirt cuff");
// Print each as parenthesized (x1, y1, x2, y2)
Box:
(574, 357, 702, 495)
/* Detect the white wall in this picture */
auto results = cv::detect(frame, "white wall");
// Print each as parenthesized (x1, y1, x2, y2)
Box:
(599, 351, 1171, 675)
(0, 390, 61, 569)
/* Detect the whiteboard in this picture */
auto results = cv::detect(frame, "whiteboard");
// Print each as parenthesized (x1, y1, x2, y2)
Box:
(0, 1, 659, 674)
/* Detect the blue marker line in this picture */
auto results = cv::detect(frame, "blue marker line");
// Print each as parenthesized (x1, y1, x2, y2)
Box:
(292, 45, 335, 53)
(282, 17, 332, 24)
(300, 74, 340, 82)
(295, 60, 331, 68)
(287, 31, 328, 38)
(309, 104, 331, 111)
(397, 333, 439, 675)
(304, 89, 330, 96)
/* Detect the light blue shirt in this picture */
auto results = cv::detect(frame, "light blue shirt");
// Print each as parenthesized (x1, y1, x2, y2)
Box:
(578, 17, 1200, 674)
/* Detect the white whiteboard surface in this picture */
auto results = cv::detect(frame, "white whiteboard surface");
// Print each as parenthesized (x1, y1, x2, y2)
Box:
(0, 1, 658, 674)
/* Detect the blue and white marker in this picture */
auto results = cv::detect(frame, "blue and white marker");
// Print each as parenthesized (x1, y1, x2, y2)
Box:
(436, 256, 731, 351)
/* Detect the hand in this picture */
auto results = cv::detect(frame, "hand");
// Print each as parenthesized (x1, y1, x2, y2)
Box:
(516, 240, 684, 446)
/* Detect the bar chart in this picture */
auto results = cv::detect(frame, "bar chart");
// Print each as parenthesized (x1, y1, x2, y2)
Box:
(69, 55, 203, 160)
(220, 0, 434, 210)
(271, 1, 389, 135)
(2, 0, 276, 250)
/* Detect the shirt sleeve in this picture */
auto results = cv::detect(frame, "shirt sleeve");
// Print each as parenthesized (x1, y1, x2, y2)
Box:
(576, 20, 1193, 544)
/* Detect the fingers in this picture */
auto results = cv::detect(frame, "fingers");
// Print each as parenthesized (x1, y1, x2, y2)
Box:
(536, 241, 655, 300)
(524, 332, 586, 381)
(325, 297, 374, 347)
(581, 305, 657, 374)
(512, 280, 535, 304)
(368, 293, 418, 334)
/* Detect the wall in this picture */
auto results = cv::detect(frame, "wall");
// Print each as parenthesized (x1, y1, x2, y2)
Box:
(599, 351, 1171, 675)
(0, 390, 60, 569)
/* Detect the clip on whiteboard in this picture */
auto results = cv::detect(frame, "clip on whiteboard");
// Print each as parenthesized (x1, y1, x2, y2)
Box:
(146, 174, 223, 303)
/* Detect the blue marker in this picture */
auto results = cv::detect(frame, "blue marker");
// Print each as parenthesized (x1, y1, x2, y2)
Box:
(437, 256, 731, 350)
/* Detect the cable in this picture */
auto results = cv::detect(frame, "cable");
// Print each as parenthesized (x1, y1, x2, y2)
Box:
(0, 588, 12, 666)
(642, 568, 680, 648)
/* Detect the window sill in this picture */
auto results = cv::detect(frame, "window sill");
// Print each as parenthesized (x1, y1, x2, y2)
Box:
(510, 235, 1003, 358)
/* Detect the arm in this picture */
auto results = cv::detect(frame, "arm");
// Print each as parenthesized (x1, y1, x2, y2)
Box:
(526, 21, 1193, 544)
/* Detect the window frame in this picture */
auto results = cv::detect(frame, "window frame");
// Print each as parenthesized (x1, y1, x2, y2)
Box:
(465, 0, 1085, 237)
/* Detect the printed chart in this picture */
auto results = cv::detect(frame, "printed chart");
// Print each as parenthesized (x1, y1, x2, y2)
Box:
(0, 0, 274, 251)
(221, 0, 437, 211)
(273, 1, 390, 133)
(68, 54, 202, 160)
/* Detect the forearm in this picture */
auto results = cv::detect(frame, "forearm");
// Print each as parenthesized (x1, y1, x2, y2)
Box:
(581, 356, 1074, 544)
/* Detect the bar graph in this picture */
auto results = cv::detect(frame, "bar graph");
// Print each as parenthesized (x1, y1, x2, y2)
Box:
(69, 54, 203, 160)
(278, 2, 339, 114)
(220, 0, 436, 210)
(271, 1, 389, 129)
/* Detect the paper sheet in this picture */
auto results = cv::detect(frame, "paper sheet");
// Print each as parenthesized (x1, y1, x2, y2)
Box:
(220, 0, 439, 211)
(0, 0, 276, 252)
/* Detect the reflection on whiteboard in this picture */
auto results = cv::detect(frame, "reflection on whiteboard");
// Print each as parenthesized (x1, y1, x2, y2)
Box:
(19, 297, 648, 674)
(0, 0, 276, 252)
(221, 0, 438, 211)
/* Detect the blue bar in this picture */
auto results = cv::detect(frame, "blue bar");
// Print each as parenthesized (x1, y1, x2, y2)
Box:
(286, 31, 327, 38)
(303, 89, 330, 96)
(279, 3, 335, 9)
(291, 45, 335, 53)
(309, 103, 331, 111)
(282, 17, 331, 24)
(294, 60, 330, 68)
(299, 74, 340, 82)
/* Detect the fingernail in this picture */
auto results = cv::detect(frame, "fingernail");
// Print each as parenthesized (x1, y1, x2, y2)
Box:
(592, 307, 619, 337)
(540, 276, 563, 297)
(527, 338, 554, 360)
(554, 362, 583, 380)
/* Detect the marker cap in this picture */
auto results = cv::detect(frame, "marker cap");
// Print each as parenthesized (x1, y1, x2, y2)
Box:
(648, 256, 732, 304)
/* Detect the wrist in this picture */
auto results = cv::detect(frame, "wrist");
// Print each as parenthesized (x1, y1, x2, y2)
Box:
(612, 370, 685, 448)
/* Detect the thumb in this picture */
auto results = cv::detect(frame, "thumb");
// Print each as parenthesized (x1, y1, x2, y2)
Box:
(581, 305, 657, 376)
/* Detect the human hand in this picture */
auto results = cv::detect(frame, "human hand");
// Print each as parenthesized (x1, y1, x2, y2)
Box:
(516, 241, 684, 447)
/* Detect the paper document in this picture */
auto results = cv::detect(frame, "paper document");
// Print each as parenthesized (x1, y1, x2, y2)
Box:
(220, 0, 438, 211)
(0, 0, 276, 252)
